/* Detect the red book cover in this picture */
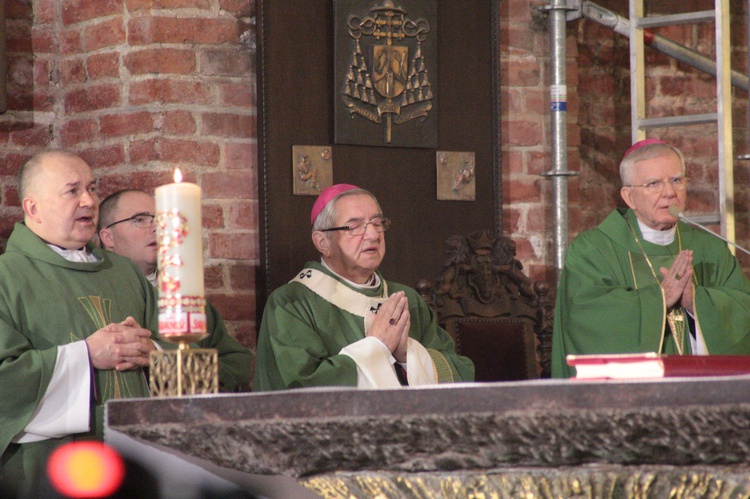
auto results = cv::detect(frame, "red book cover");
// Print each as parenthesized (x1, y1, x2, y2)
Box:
(566, 353, 750, 380)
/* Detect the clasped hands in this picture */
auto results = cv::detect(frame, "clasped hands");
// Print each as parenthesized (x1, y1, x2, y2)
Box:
(367, 291, 410, 363)
(85, 316, 155, 371)
(659, 249, 694, 313)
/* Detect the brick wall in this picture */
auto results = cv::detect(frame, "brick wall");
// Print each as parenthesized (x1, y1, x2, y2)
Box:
(0, 0, 258, 347)
(0, 0, 748, 351)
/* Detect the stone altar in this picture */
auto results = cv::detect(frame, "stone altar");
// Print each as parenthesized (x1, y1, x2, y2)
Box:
(105, 377, 750, 498)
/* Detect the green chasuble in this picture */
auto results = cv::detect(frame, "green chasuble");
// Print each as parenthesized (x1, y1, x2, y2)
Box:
(254, 261, 474, 391)
(193, 300, 253, 392)
(0, 223, 158, 492)
(552, 209, 750, 378)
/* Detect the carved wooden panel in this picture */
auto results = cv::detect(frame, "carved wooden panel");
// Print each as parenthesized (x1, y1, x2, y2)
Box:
(419, 230, 553, 378)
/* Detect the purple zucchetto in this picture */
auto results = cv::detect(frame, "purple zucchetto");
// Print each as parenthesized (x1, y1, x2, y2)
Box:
(623, 139, 669, 160)
(310, 184, 360, 226)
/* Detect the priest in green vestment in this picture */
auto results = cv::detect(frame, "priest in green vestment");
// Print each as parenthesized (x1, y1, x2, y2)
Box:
(0, 151, 160, 495)
(98, 189, 253, 392)
(254, 184, 474, 390)
(552, 140, 750, 378)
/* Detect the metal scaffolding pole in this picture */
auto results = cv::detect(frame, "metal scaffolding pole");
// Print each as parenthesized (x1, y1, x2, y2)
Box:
(542, 0, 579, 283)
(578, 1, 748, 91)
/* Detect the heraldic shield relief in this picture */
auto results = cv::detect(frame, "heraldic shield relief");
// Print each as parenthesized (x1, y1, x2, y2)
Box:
(334, 0, 437, 148)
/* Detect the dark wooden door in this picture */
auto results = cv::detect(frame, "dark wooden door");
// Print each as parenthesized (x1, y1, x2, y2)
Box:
(257, 0, 501, 318)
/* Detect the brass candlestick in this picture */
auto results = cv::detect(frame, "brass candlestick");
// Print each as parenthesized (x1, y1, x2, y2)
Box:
(149, 341, 218, 397)
(149, 204, 218, 396)
(149, 303, 218, 396)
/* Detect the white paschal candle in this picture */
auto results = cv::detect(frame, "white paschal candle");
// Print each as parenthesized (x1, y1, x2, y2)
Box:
(155, 168, 207, 341)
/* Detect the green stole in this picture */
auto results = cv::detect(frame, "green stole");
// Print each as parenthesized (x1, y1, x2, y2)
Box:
(625, 216, 691, 354)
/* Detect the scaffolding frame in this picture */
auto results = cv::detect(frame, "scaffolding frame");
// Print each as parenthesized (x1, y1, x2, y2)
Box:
(545, 0, 744, 275)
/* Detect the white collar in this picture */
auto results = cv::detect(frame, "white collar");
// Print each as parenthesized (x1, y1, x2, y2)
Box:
(48, 244, 98, 263)
(321, 259, 381, 289)
(638, 219, 676, 246)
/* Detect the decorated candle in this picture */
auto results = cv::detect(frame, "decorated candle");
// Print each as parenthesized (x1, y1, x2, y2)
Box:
(155, 168, 207, 342)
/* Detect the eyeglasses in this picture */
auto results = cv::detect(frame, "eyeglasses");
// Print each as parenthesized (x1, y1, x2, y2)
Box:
(321, 217, 391, 236)
(105, 214, 155, 229)
(624, 176, 689, 193)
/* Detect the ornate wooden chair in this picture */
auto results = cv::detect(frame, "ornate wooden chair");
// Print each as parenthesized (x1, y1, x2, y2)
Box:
(416, 229, 553, 381)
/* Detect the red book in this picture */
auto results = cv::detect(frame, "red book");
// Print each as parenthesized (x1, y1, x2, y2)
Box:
(567, 353, 750, 380)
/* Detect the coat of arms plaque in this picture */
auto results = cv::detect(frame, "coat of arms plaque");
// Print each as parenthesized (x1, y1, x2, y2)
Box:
(334, 0, 437, 148)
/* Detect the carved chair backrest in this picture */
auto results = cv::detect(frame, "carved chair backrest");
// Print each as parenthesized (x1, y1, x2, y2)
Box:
(417, 230, 553, 380)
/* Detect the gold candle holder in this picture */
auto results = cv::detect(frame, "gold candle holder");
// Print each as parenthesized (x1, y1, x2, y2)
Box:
(149, 170, 218, 396)
(149, 295, 217, 396)
(150, 344, 218, 397)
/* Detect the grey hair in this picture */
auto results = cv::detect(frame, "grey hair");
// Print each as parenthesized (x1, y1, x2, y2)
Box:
(312, 188, 382, 233)
(619, 143, 686, 185)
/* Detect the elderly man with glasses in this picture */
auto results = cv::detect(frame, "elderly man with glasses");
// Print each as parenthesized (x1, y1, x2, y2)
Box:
(551, 139, 750, 378)
(98, 189, 253, 392)
(254, 184, 474, 391)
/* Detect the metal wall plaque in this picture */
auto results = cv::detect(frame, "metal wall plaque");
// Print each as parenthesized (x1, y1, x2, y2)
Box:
(292, 145, 333, 196)
(334, 0, 437, 148)
(437, 151, 475, 201)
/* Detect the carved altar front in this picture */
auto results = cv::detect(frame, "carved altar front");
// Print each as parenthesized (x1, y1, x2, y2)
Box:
(106, 377, 750, 498)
